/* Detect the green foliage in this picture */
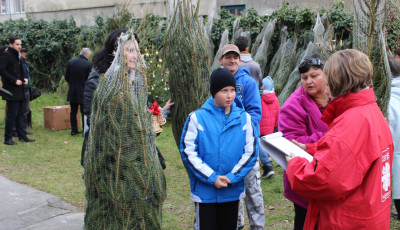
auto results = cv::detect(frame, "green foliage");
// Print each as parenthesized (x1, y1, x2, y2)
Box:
(103, 6, 135, 33)
(271, 5, 315, 39)
(210, 2, 354, 53)
(134, 13, 165, 49)
(238, 9, 268, 43)
(144, 47, 170, 106)
(133, 13, 169, 105)
(210, 9, 235, 49)
(324, 1, 353, 42)
(386, 0, 400, 51)
(0, 18, 81, 90)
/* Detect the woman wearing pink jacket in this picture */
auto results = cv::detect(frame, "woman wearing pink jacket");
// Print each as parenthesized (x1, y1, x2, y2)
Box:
(278, 54, 330, 229)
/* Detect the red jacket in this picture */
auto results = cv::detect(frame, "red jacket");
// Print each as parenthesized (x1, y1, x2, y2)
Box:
(260, 92, 279, 135)
(287, 88, 393, 229)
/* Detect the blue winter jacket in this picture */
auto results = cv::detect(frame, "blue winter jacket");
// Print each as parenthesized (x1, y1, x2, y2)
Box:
(234, 67, 262, 136)
(180, 97, 258, 203)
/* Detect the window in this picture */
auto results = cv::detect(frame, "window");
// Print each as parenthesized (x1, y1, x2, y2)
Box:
(1, 0, 24, 15)
(221, 4, 245, 16)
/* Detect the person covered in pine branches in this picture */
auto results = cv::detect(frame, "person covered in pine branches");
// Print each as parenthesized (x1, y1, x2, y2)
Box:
(84, 30, 166, 229)
(180, 68, 258, 230)
(218, 44, 264, 230)
(81, 28, 173, 167)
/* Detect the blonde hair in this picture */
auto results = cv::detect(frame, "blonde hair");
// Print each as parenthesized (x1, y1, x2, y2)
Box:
(324, 49, 373, 98)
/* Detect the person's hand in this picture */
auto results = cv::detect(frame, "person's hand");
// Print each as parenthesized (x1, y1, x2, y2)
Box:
(219, 175, 231, 185)
(292, 139, 306, 151)
(285, 152, 295, 163)
(214, 176, 229, 189)
(163, 99, 175, 112)
(23, 78, 28, 85)
(15, 80, 22, 85)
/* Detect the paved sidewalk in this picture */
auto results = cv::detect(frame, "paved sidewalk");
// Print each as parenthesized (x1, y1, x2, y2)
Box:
(0, 176, 84, 230)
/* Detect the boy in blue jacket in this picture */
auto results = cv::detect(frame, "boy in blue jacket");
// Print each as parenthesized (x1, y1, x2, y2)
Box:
(180, 68, 258, 230)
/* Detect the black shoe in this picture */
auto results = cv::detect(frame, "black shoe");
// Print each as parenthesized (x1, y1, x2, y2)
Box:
(71, 131, 82, 136)
(19, 138, 35, 142)
(262, 165, 275, 179)
(4, 139, 17, 145)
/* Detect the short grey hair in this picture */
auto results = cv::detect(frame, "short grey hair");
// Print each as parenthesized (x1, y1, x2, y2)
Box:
(80, 47, 91, 56)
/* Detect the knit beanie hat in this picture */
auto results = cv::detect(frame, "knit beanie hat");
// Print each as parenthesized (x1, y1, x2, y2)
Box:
(210, 68, 236, 97)
(262, 76, 274, 91)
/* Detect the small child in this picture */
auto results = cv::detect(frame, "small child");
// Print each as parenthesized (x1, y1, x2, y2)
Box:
(180, 68, 258, 230)
(259, 76, 280, 178)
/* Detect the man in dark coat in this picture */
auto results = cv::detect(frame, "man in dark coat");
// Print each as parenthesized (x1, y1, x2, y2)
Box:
(0, 36, 34, 145)
(65, 48, 92, 135)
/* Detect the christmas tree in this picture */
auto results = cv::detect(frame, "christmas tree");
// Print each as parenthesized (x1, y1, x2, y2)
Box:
(164, 0, 211, 146)
(353, 0, 391, 115)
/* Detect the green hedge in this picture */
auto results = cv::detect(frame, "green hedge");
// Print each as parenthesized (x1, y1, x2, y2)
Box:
(0, 1, 397, 98)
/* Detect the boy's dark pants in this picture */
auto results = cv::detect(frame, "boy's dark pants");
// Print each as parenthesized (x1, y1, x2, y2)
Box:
(195, 200, 239, 230)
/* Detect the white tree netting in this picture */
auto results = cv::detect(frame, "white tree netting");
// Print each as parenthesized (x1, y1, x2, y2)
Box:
(203, 15, 215, 59)
(272, 38, 298, 95)
(211, 29, 230, 70)
(269, 27, 288, 80)
(253, 19, 276, 75)
(231, 17, 241, 42)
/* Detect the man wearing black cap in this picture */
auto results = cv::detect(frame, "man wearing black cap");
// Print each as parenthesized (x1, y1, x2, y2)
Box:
(180, 68, 257, 230)
(0, 36, 34, 145)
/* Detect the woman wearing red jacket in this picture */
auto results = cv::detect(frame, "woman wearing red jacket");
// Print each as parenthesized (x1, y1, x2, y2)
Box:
(286, 49, 394, 229)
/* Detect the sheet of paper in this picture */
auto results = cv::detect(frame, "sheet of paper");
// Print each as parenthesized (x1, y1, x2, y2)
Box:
(260, 132, 313, 170)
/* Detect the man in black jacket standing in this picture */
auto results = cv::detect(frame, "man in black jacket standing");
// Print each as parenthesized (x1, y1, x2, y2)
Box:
(0, 36, 34, 145)
(65, 48, 92, 136)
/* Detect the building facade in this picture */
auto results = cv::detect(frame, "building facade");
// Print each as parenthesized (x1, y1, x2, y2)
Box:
(0, 0, 353, 26)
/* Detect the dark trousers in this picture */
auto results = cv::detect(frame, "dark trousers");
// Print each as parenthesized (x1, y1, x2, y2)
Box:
(70, 102, 83, 132)
(195, 201, 239, 230)
(293, 203, 307, 230)
(22, 88, 31, 129)
(394, 199, 400, 219)
(5, 100, 27, 141)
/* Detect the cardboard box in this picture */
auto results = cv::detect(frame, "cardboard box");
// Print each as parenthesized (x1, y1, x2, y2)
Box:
(44, 105, 81, 130)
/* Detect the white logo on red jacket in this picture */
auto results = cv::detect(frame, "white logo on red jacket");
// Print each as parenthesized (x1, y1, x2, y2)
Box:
(381, 148, 391, 202)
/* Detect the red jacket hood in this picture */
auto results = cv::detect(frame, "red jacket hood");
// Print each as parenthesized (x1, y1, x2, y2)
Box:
(262, 92, 277, 104)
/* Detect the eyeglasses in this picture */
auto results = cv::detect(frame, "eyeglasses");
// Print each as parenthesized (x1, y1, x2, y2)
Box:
(298, 57, 324, 74)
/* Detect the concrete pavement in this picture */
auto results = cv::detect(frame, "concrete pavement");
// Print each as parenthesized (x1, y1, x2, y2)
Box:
(0, 176, 84, 230)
